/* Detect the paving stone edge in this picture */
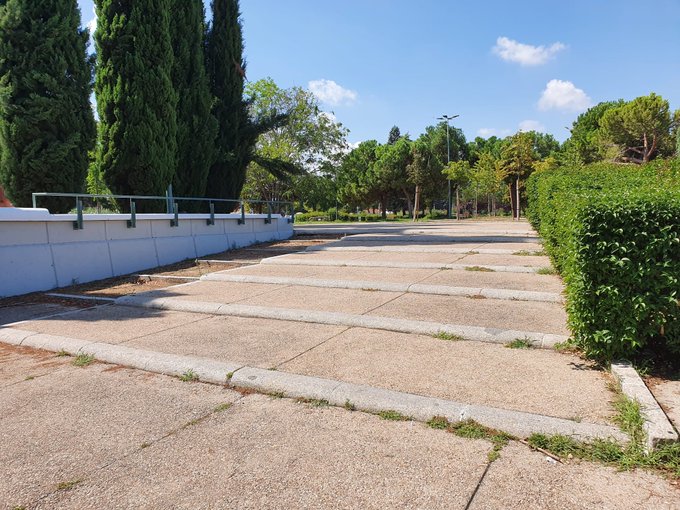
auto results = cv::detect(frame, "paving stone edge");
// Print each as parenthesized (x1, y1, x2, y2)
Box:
(610, 362, 679, 450)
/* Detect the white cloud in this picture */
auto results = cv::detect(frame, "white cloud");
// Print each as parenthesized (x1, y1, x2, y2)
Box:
(538, 79, 592, 112)
(493, 36, 566, 66)
(518, 120, 546, 133)
(477, 128, 511, 138)
(308, 79, 357, 106)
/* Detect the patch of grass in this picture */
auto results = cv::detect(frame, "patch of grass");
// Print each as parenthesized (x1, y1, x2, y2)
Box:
(428, 416, 511, 461)
(296, 397, 330, 408)
(24, 376, 35, 381)
(72, 353, 95, 367)
(344, 399, 356, 411)
(268, 366, 278, 371)
(225, 371, 234, 381)
(469, 294, 487, 300)
(214, 403, 232, 413)
(378, 410, 412, 421)
(466, 250, 480, 255)
(140, 441, 152, 449)
(179, 369, 199, 382)
(527, 390, 680, 480)
(465, 265, 495, 272)
(269, 391, 285, 399)
(553, 339, 578, 353)
(55, 479, 82, 491)
(505, 337, 535, 349)
(432, 331, 463, 341)
(361, 287, 380, 292)
(56, 349, 69, 357)
(182, 418, 201, 429)
(537, 266, 557, 275)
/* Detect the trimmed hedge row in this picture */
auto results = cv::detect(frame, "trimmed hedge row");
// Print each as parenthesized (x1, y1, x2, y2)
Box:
(526, 161, 680, 361)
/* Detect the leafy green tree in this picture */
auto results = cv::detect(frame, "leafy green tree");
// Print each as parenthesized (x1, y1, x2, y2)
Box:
(472, 151, 504, 215)
(0, 0, 96, 211)
(600, 93, 677, 163)
(442, 160, 471, 219)
(375, 137, 412, 215)
(562, 101, 624, 165)
(241, 78, 348, 207)
(170, 0, 217, 205)
(95, 0, 177, 205)
(337, 140, 379, 209)
(500, 131, 536, 219)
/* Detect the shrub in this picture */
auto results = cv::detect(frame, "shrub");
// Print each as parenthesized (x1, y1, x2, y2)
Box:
(527, 160, 680, 361)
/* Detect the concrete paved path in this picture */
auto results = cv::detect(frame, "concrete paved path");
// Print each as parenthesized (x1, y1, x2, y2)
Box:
(1, 344, 677, 510)
(4, 220, 621, 438)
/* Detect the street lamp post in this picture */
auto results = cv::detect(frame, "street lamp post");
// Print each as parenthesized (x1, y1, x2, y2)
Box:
(437, 114, 459, 219)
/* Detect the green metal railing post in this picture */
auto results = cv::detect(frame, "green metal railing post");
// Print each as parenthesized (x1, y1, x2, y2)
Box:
(170, 202, 179, 227)
(73, 197, 83, 230)
(265, 202, 272, 224)
(127, 200, 136, 228)
(238, 201, 246, 225)
(207, 202, 215, 226)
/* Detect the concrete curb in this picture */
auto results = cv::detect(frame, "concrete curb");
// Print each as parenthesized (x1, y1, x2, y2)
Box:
(114, 296, 568, 348)
(201, 273, 563, 303)
(260, 256, 543, 273)
(0, 327, 624, 442)
(611, 362, 678, 449)
(306, 245, 525, 255)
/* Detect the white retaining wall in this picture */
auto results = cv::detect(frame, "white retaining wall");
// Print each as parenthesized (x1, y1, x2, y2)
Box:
(0, 208, 293, 297)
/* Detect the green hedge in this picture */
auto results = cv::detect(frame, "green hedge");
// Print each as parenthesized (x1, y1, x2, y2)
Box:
(526, 161, 680, 361)
(294, 210, 398, 223)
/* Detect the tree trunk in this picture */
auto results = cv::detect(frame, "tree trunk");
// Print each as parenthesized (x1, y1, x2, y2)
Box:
(402, 186, 413, 217)
(380, 195, 387, 220)
(455, 186, 460, 221)
(516, 176, 520, 221)
(413, 185, 420, 221)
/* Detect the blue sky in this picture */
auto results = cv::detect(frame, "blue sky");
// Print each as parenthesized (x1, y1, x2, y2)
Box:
(78, 0, 680, 145)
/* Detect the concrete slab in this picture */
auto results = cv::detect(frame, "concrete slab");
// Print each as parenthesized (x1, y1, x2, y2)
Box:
(155, 280, 286, 305)
(469, 442, 679, 510)
(223, 263, 440, 284)
(236, 285, 404, 315)
(0, 303, 79, 327)
(311, 242, 489, 253)
(0, 352, 237, 508)
(419, 269, 564, 293)
(458, 252, 552, 268)
(37, 394, 491, 509)
(650, 378, 680, 433)
(269, 250, 372, 262)
(368, 293, 569, 336)
(18, 305, 211, 344)
(280, 328, 614, 423)
(347, 251, 468, 264)
(0, 343, 72, 387)
(123, 315, 346, 368)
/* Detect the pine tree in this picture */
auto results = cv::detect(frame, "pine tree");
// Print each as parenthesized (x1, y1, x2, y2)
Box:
(388, 126, 401, 145)
(94, 0, 177, 205)
(0, 0, 96, 212)
(205, 0, 247, 205)
(170, 0, 217, 207)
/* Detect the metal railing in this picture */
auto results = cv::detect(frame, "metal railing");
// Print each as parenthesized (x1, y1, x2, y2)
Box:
(31, 192, 294, 230)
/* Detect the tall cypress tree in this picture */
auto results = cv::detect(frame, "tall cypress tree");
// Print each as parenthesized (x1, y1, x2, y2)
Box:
(170, 0, 216, 206)
(0, 0, 96, 212)
(95, 0, 176, 205)
(205, 0, 247, 204)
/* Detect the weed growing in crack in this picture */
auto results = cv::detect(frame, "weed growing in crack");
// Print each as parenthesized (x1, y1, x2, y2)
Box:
(378, 410, 412, 421)
(506, 337, 535, 349)
(432, 331, 463, 341)
(179, 369, 199, 382)
(72, 354, 94, 367)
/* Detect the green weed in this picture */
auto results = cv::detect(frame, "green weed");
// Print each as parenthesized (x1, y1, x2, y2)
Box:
(506, 337, 535, 349)
(537, 267, 557, 275)
(72, 354, 94, 367)
(378, 410, 412, 421)
(432, 331, 463, 341)
(465, 266, 495, 272)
